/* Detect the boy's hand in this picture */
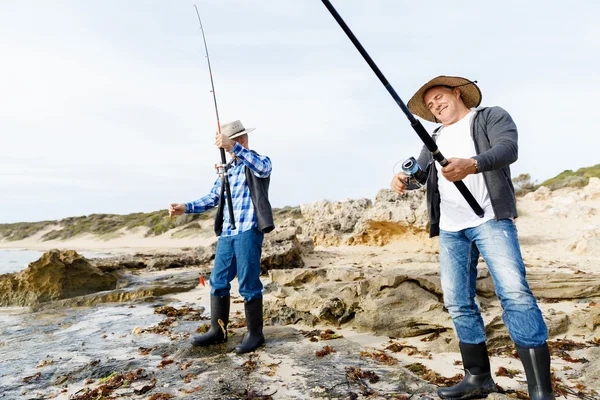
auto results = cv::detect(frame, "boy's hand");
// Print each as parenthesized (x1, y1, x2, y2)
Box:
(169, 203, 186, 216)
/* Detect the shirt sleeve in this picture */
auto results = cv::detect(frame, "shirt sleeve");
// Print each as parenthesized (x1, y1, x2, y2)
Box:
(472, 107, 518, 173)
(416, 143, 433, 172)
(231, 142, 272, 178)
(185, 177, 221, 214)
(401, 144, 433, 190)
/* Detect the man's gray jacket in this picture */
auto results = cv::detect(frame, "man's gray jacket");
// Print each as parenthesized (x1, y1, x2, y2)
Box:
(414, 106, 519, 237)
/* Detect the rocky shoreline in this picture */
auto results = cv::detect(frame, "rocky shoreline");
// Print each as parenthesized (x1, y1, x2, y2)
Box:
(2, 182, 600, 399)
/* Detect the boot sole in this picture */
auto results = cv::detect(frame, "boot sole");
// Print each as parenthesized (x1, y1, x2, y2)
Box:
(437, 389, 497, 400)
(235, 339, 265, 354)
(191, 337, 227, 347)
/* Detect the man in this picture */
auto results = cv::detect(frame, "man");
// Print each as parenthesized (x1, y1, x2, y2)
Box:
(391, 76, 553, 400)
(170, 120, 274, 354)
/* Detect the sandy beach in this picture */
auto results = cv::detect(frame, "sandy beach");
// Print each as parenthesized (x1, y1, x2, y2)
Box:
(0, 225, 218, 254)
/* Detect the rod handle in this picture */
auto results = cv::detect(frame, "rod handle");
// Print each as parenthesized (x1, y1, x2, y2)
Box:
(219, 148, 237, 230)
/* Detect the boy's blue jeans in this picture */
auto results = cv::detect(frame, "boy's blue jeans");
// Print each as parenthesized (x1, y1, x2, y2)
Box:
(439, 219, 548, 347)
(210, 227, 264, 301)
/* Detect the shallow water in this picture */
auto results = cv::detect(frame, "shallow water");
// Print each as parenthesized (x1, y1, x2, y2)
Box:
(0, 302, 178, 398)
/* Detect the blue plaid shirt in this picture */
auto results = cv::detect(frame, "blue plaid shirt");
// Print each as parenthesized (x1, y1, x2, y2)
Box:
(185, 143, 272, 236)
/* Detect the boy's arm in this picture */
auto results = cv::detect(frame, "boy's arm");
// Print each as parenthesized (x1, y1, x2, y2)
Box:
(186, 177, 221, 214)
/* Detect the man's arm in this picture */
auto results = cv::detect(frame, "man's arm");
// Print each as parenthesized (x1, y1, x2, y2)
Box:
(185, 177, 221, 214)
(472, 106, 518, 173)
(415, 144, 433, 172)
(231, 143, 272, 178)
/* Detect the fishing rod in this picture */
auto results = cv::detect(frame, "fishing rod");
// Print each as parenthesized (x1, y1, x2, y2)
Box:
(320, 0, 484, 218)
(193, 4, 237, 230)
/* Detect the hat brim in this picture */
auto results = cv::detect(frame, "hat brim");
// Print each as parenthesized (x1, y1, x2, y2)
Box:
(228, 128, 255, 139)
(407, 76, 481, 123)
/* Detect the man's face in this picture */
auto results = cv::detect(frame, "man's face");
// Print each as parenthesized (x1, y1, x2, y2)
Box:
(227, 135, 248, 157)
(234, 135, 248, 149)
(423, 86, 464, 125)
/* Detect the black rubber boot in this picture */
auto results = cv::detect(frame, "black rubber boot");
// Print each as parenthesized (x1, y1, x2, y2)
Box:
(191, 295, 229, 346)
(235, 297, 265, 354)
(437, 342, 498, 399)
(516, 343, 554, 400)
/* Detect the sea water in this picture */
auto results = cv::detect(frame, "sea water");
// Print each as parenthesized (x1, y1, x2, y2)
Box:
(0, 249, 112, 275)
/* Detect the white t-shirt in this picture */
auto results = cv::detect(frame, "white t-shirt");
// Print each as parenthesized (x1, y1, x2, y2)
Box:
(434, 111, 495, 231)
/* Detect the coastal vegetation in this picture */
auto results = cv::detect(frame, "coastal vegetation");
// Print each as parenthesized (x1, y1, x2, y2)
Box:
(0, 206, 302, 242)
(538, 164, 600, 190)
(0, 210, 212, 242)
(511, 164, 600, 196)
(1, 164, 597, 242)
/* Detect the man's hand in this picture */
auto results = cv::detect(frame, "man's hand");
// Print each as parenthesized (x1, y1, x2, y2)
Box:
(441, 158, 477, 182)
(215, 132, 235, 151)
(391, 172, 409, 194)
(169, 203, 186, 217)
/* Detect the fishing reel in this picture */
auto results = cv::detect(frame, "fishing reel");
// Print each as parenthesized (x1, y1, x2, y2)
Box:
(214, 160, 234, 178)
(214, 163, 226, 177)
(401, 157, 428, 187)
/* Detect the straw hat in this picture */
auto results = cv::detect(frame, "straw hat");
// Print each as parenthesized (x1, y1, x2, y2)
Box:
(407, 76, 482, 122)
(221, 120, 255, 139)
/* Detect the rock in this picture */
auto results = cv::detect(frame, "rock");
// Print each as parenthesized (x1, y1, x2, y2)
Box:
(0, 249, 117, 306)
(264, 299, 319, 326)
(583, 177, 600, 200)
(275, 217, 299, 231)
(261, 227, 306, 273)
(270, 269, 328, 287)
(145, 254, 202, 271)
(301, 189, 429, 246)
(266, 264, 600, 343)
(488, 394, 517, 400)
(270, 267, 364, 288)
(527, 271, 600, 299)
(347, 220, 424, 247)
(317, 297, 355, 324)
(194, 241, 218, 264)
(357, 188, 429, 232)
(94, 257, 146, 272)
(580, 347, 600, 385)
(485, 312, 569, 349)
(547, 192, 582, 218)
(267, 267, 451, 337)
(300, 190, 430, 247)
(475, 267, 501, 298)
(354, 276, 451, 337)
(297, 180, 598, 248)
(571, 304, 600, 332)
(455, 266, 600, 301)
(94, 252, 208, 272)
(524, 186, 551, 201)
(32, 274, 200, 310)
(297, 235, 315, 253)
(284, 282, 360, 325)
(567, 226, 600, 256)
(587, 305, 600, 331)
(301, 198, 372, 246)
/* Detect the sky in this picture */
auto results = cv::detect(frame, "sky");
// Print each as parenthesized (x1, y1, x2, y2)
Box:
(1, 0, 598, 223)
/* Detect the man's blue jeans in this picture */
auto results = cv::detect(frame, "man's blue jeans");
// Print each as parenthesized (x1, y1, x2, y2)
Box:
(439, 219, 548, 347)
(210, 227, 264, 301)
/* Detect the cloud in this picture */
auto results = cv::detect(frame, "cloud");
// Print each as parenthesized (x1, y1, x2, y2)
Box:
(0, 0, 599, 223)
